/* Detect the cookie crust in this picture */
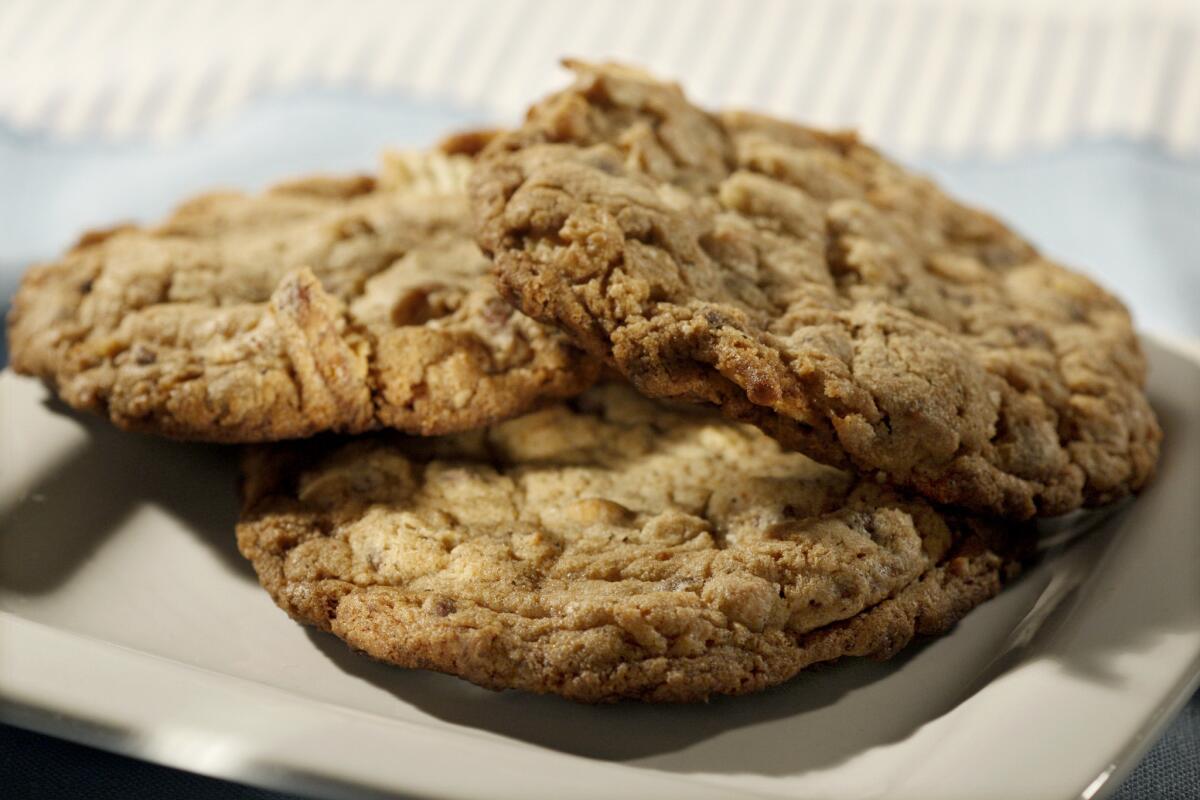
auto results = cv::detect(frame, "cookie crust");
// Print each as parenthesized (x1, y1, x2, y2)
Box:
(237, 384, 1024, 702)
(8, 150, 597, 441)
(471, 61, 1161, 518)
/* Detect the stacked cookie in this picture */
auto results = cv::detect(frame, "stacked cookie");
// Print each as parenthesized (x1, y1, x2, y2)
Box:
(7, 62, 1161, 702)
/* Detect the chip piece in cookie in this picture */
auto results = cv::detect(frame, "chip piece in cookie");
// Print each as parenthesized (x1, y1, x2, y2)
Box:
(238, 383, 1026, 702)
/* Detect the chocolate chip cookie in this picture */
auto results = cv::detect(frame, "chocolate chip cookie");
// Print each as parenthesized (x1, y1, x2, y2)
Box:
(237, 383, 1025, 702)
(471, 61, 1160, 518)
(8, 149, 596, 441)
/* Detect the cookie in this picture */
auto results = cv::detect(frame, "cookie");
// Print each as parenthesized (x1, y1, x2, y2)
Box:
(237, 383, 1025, 702)
(471, 61, 1161, 518)
(7, 149, 597, 441)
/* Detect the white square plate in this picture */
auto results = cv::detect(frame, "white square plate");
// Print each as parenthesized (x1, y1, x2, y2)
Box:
(1, 335, 1198, 800)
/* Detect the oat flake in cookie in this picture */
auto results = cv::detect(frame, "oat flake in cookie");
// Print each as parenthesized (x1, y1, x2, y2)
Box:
(237, 383, 1025, 703)
(7, 149, 596, 441)
(471, 61, 1161, 518)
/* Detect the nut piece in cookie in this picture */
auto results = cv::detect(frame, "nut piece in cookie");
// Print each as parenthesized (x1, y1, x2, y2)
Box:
(470, 60, 1160, 518)
(238, 383, 1028, 703)
(7, 149, 598, 441)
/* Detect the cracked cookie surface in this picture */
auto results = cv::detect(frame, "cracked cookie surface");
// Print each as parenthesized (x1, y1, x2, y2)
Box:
(471, 61, 1161, 518)
(237, 383, 1024, 702)
(8, 150, 596, 441)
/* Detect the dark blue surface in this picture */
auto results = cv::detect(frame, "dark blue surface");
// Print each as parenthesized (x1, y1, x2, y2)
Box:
(1, 92, 1197, 799)
(0, 724, 297, 800)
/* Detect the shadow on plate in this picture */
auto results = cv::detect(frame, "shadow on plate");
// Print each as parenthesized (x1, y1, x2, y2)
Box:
(0, 395, 252, 594)
(305, 624, 954, 774)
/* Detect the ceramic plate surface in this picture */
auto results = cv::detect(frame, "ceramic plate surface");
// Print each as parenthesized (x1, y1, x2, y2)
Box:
(1, 335, 1198, 800)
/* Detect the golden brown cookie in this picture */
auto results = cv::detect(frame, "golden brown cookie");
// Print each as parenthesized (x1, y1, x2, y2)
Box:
(7, 150, 597, 441)
(237, 383, 1026, 702)
(471, 61, 1160, 518)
